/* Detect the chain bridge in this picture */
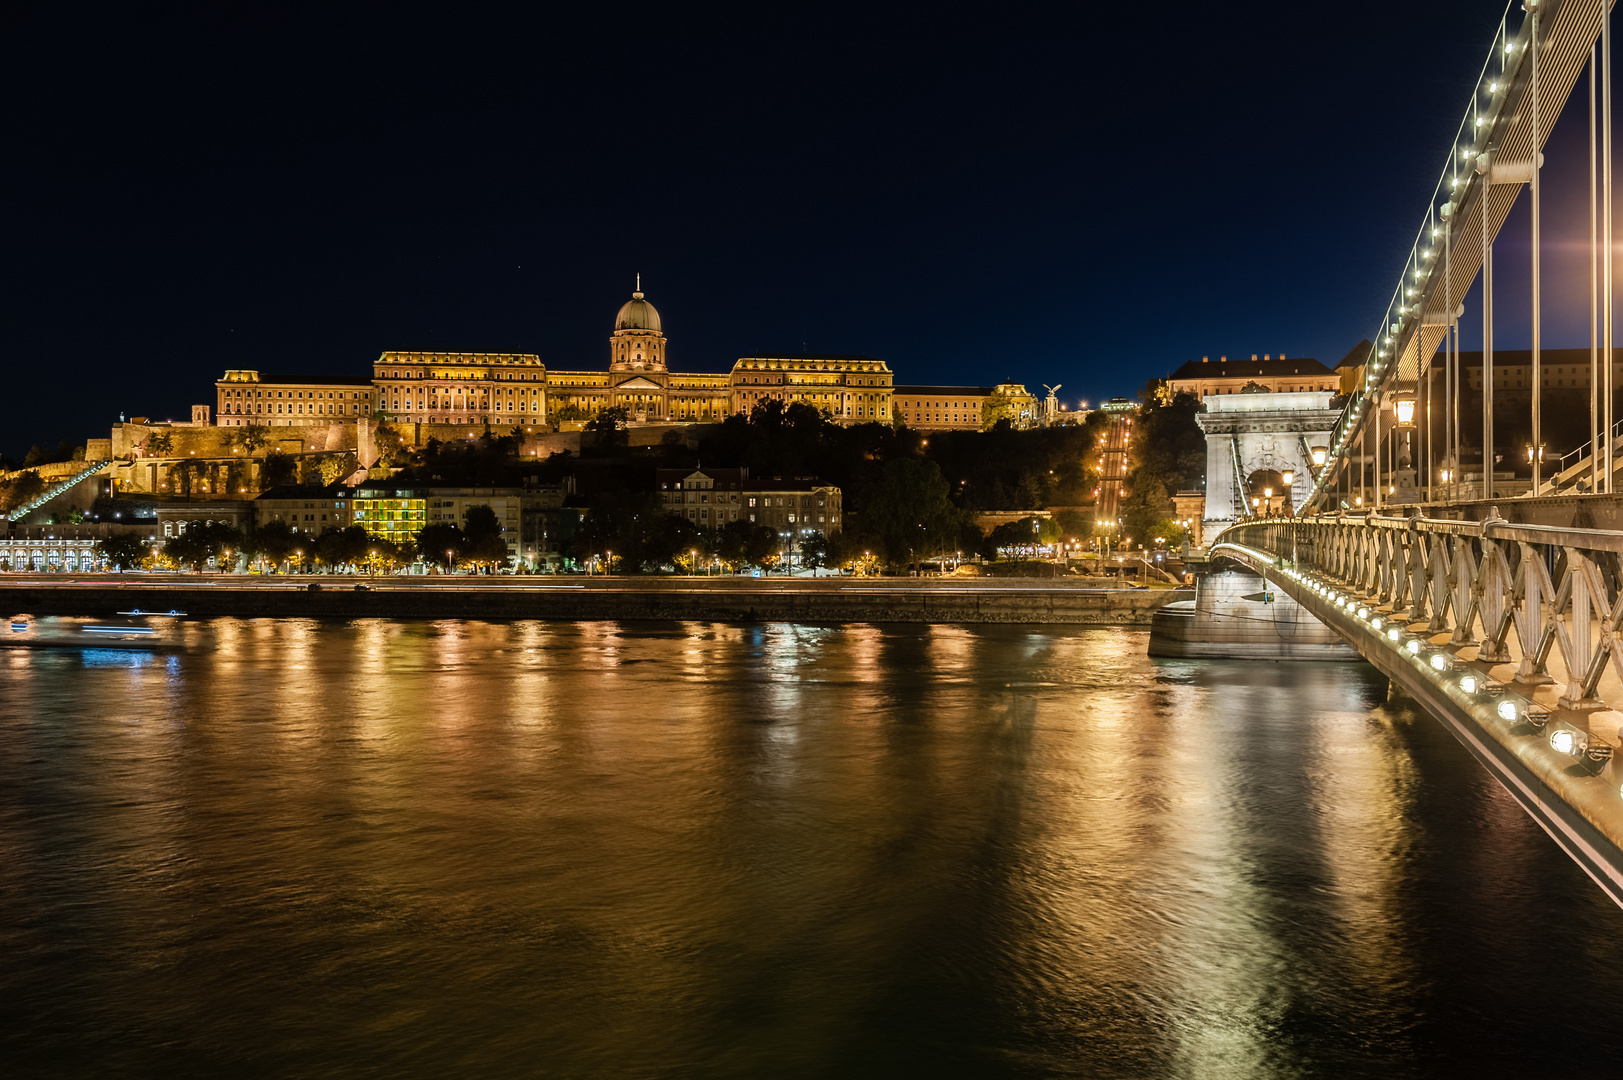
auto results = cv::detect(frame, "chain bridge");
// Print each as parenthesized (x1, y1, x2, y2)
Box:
(1161, 0, 1623, 906)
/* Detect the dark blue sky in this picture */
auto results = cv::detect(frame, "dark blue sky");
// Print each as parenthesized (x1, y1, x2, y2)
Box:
(1, 0, 1575, 459)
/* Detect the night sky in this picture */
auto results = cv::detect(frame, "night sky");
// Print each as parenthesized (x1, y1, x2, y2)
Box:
(1, 1, 1573, 460)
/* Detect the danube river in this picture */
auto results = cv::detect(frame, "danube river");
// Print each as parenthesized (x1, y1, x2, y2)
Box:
(3, 620, 1623, 1078)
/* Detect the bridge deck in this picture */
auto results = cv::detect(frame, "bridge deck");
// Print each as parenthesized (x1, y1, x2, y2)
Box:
(1212, 516, 1623, 908)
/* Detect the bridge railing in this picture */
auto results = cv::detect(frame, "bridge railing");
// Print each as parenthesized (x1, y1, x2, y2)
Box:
(1220, 511, 1623, 714)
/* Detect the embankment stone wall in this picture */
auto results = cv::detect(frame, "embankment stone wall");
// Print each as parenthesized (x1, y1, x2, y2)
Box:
(0, 581, 1188, 625)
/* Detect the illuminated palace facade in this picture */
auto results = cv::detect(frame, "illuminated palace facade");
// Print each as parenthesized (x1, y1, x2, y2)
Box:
(212, 284, 896, 429)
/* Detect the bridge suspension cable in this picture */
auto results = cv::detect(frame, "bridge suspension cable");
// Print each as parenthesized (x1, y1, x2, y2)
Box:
(1305, 0, 1611, 512)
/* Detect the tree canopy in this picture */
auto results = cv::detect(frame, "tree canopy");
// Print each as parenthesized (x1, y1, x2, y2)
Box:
(862, 457, 962, 569)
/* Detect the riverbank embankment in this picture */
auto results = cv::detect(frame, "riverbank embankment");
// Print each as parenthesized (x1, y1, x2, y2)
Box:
(0, 575, 1189, 624)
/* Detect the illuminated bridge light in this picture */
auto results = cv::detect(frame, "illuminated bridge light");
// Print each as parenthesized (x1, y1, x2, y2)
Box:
(1459, 674, 1479, 694)
(1405, 639, 1421, 655)
(1497, 700, 1519, 722)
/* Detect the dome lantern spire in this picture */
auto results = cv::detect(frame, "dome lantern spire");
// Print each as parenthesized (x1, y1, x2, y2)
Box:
(610, 277, 666, 372)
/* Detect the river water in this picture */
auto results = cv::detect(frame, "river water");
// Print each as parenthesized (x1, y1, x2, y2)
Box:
(3, 619, 1623, 1078)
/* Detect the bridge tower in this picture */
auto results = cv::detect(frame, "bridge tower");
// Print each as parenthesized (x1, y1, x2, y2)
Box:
(1197, 391, 1339, 534)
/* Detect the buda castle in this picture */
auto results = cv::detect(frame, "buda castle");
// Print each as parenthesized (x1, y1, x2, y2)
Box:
(213, 281, 900, 432)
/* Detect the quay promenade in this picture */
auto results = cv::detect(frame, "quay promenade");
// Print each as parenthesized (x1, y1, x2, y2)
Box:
(0, 574, 1189, 625)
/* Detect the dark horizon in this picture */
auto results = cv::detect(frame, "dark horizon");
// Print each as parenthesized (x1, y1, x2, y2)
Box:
(4, 0, 1606, 460)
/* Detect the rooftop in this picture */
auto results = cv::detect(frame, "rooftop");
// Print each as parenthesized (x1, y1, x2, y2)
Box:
(218, 372, 375, 386)
(894, 385, 997, 396)
(1167, 356, 1331, 380)
(256, 483, 355, 500)
(1335, 340, 1374, 370)
(1452, 347, 1623, 367)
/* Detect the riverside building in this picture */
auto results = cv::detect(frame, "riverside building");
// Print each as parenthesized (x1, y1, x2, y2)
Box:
(656, 468, 842, 533)
(1165, 355, 1338, 399)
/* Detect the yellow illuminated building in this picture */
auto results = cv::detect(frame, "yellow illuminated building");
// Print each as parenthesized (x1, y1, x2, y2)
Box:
(351, 492, 427, 542)
(212, 282, 898, 430)
(215, 371, 376, 427)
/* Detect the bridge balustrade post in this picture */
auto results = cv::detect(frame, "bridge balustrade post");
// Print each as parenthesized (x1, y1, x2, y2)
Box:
(1402, 522, 1428, 624)
(1476, 534, 1515, 663)
(1557, 548, 1607, 710)
(1513, 541, 1558, 685)
(1388, 528, 1408, 614)
(1428, 534, 1454, 634)
(1350, 526, 1360, 582)
(1450, 538, 1480, 645)
(1376, 527, 1395, 606)
(1349, 524, 1363, 591)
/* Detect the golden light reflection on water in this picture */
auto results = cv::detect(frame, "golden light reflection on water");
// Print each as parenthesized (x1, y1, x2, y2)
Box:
(3, 621, 1623, 1077)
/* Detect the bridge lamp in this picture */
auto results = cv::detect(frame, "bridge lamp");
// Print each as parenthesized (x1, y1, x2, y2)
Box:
(1311, 446, 1328, 467)
(1405, 639, 1422, 655)
(1429, 652, 1448, 672)
(1357, 606, 1368, 618)
(1459, 674, 1480, 694)
(1387, 627, 1401, 642)
(1371, 617, 1383, 630)
(1393, 394, 1416, 427)
(1550, 728, 1583, 757)
(1496, 699, 1520, 722)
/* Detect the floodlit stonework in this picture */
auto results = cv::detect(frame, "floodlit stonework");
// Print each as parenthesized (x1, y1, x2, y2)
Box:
(208, 282, 899, 430)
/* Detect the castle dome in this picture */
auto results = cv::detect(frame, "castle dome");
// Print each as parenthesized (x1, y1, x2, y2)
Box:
(614, 279, 661, 333)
